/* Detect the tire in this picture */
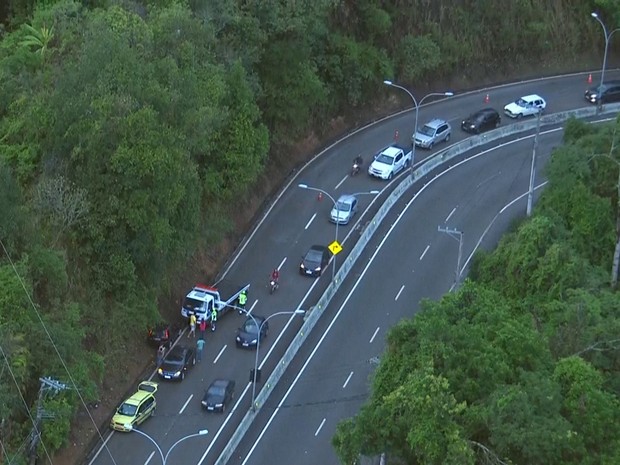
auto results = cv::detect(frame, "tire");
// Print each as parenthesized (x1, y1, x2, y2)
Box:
(404, 158, 410, 168)
(192, 357, 196, 366)
(517, 113, 523, 119)
(181, 371, 185, 381)
(445, 133, 450, 142)
(429, 141, 434, 149)
(388, 172, 393, 180)
(495, 120, 500, 128)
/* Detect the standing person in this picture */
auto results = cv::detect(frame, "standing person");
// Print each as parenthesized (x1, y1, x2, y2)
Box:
(210, 307, 218, 332)
(188, 312, 197, 338)
(196, 337, 205, 363)
(199, 317, 207, 338)
(156, 344, 166, 367)
(238, 289, 248, 315)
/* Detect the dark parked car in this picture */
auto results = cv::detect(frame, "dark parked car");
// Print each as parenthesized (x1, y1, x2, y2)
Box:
(147, 322, 180, 348)
(157, 345, 195, 381)
(299, 245, 331, 277)
(585, 80, 620, 104)
(236, 315, 268, 349)
(461, 108, 501, 134)
(202, 379, 235, 412)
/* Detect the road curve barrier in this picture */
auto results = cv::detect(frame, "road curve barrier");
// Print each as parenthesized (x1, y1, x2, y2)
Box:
(215, 103, 620, 465)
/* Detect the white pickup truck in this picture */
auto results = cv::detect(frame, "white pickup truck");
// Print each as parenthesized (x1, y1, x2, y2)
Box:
(367, 144, 412, 180)
(181, 282, 250, 321)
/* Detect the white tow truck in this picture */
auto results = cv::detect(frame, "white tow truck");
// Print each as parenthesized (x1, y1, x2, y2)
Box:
(181, 282, 250, 322)
(367, 144, 413, 180)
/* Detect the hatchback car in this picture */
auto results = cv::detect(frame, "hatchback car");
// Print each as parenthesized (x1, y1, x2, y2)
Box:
(330, 195, 358, 225)
(413, 118, 451, 149)
(503, 94, 546, 118)
(157, 345, 195, 381)
(585, 80, 620, 104)
(202, 379, 235, 412)
(236, 315, 268, 348)
(110, 381, 158, 432)
(461, 108, 501, 134)
(299, 245, 331, 277)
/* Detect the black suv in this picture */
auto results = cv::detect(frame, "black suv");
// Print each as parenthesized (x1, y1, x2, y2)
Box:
(585, 80, 620, 104)
(461, 108, 501, 134)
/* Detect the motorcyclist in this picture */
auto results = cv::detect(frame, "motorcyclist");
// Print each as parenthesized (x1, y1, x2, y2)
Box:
(352, 155, 363, 168)
(271, 268, 280, 284)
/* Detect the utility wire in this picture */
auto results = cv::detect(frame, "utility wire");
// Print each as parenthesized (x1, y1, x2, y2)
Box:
(0, 238, 119, 465)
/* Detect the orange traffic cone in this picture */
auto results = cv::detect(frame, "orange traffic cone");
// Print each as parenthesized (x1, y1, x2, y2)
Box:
(588, 73, 593, 84)
(317, 192, 323, 201)
(484, 93, 490, 104)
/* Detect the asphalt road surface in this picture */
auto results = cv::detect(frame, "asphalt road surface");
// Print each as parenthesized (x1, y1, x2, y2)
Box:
(87, 70, 618, 465)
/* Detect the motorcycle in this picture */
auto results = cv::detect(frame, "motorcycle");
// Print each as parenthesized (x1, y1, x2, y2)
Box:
(269, 279, 279, 294)
(351, 157, 363, 176)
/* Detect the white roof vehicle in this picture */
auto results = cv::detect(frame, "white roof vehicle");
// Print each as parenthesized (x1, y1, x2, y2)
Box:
(503, 94, 546, 119)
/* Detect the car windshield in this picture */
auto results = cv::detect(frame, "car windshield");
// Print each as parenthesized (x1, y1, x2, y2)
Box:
(208, 385, 226, 397)
(305, 250, 323, 262)
(419, 125, 435, 136)
(242, 320, 260, 334)
(375, 154, 393, 164)
(182, 297, 203, 312)
(166, 351, 184, 364)
(334, 201, 351, 212)
(515, 98, 528, 107)
(117, 402, 137, 416)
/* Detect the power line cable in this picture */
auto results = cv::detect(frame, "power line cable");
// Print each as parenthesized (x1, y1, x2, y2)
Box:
(0, 239, 119, 465)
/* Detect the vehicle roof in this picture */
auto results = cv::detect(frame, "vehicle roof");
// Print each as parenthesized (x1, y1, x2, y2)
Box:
(210, 379, 234, 388)
(423, 118, 448, 128)
(335, 194, 356, 204)
(520, 94, 544, 102)
(380, 146, 402, 157)
(244, 314, 266, 324)
(124, 389, 154, 406)
(186, 287, 215, 303)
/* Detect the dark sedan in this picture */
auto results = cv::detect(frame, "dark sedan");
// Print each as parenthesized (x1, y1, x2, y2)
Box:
(461, 108, 501, 134)
(157, 345, 195, 381)
(585, 80, 620, 104)
(202, 379, 235, 412)
(299, 245, 330, 277)
(236, 315, 268, 349)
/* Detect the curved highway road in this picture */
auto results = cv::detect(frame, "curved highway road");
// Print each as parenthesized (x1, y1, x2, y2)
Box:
(87, 71, 618, 465)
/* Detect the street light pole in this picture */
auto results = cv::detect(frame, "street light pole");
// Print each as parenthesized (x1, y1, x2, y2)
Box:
(383, 81, 453, 177)
(126, 427, 208, 464)
(526, 110, 542, 217)
(591, 12, 620, 111)
(297, 185, 380, 281)
(437, 226, 464, 287)
(241, 309, 306, 411)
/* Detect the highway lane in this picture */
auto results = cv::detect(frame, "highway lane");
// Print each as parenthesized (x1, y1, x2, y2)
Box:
(86, 70, 618, 465)
(227, 130, 563, 465)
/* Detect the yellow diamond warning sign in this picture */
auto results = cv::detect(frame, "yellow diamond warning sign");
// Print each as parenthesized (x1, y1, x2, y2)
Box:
(328, 240, 343, 255)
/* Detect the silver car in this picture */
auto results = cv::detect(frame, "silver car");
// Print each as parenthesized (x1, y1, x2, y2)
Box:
(413, 118, 451, 149)
(330, 194, 358, 225)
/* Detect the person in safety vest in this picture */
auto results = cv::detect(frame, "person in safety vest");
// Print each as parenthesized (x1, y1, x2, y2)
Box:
(210, 307, 218, 332)
(238, 290, 248, 315)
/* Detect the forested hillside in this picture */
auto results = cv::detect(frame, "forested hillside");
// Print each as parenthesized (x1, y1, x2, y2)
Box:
(0, 0, 617, 463)
(332, 117, 620, 464)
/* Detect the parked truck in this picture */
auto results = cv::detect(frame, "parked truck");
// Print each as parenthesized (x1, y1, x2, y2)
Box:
(181, 282, 250, 322)
(367, 144, 412, 180)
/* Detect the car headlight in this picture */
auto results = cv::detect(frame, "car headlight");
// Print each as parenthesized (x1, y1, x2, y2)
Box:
(157, 368, 163, 374)
(174, 371, 181, 377)
(300, 263, 305, 269)
(201, 400, 207, 406)
(251, 339, 257, 344)
(215, 403, 223, 407)
(236, 336, 241, 342)
(314, 266, 321, 272)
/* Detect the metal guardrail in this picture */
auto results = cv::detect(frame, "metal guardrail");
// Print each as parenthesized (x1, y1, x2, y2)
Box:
(215, 103, 620, 465)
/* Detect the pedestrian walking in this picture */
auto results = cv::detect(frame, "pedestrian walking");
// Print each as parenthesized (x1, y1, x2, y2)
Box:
(188, 313, 197, 338)
(156, 344, 166, 366)
(196, 337, 205, 363)
(199, 317, 207, 337)
(238, 289, 248, 315)
(210, 307, 218, 332)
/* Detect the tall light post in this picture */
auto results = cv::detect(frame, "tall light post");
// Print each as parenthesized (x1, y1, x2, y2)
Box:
(437, 226, 464, 287)
(240, 309, 306, 411)
(383, 80, 453, 177)
(297, 184, 380, 280)
(591, 12, 620, 110)
(125, 426, 208, 464)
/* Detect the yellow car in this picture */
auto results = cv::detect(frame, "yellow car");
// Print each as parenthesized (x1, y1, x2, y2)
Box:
(110, 381, 158, 432)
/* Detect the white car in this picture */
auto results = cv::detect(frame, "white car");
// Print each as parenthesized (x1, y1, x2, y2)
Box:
(503, 94, 546, 119)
